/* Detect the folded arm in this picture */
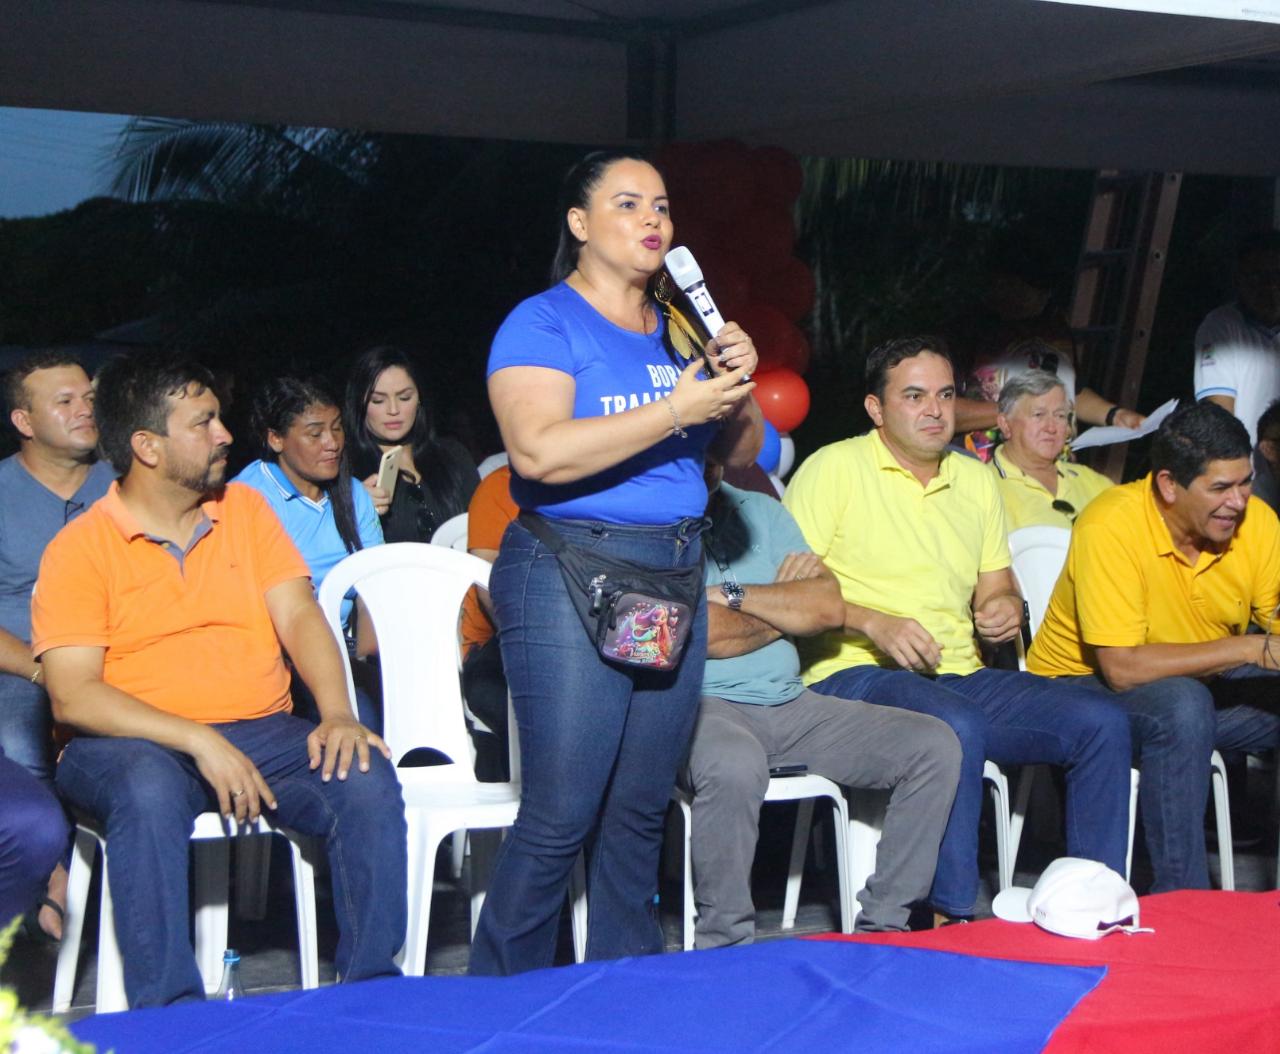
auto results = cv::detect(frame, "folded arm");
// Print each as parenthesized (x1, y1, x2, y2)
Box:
(706, 553, 843, 659)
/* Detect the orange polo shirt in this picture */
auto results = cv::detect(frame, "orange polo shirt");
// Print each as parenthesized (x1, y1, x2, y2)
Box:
(32, 482, 310, 724)
(460, 466, 518, 658)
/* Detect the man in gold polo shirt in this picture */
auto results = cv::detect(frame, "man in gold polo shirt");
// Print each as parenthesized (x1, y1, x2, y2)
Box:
(784, 336, 1130, 923)
(1029, 401, 1280, 891)
(991, 371, 1113, 531)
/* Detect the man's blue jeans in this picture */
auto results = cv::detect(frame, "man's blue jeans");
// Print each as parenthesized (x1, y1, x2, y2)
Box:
(811, 666, 1131, 916)
(1074, 666, 1280, 891)
(55, 712, 408, 1008)
(469, 516, 707, 976)
(0, 674, 55, 784)
(0, 749, 66, 927)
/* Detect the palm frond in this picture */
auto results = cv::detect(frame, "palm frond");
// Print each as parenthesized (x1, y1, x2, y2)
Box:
(102, 118, 380, 221)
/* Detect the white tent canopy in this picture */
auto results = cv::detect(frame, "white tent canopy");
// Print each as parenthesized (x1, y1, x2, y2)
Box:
(3, 0, 1279, 173)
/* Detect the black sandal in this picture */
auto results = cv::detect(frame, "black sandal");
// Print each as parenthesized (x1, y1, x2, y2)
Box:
(21, 896, 64, 945)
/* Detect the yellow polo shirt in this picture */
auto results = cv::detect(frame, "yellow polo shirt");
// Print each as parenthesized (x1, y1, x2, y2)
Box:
(783, 430, 1010, 680)
(1027, 475, 1280, 677)
(991, 445, 1113, 532)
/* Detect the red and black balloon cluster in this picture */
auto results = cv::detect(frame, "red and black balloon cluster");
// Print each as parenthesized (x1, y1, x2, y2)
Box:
(657, 140, 811, 438)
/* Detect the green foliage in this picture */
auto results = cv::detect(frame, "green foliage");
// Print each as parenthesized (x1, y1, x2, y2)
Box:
(0, 917, 98, 1053)
(794, 156, 1093, 449)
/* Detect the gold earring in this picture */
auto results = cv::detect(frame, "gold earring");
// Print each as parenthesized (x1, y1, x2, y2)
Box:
(654, 271, 673, 305)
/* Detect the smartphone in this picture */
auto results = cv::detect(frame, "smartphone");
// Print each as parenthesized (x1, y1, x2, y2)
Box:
(376, 446, 402, 501)
(768, 763, 809, 777)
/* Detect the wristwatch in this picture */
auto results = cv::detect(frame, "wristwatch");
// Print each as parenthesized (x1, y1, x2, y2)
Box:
(720, 580, 745, 611)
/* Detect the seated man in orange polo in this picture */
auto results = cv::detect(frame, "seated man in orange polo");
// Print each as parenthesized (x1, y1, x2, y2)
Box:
(459, 463, 517, 781)
(33, 352, 407, 1008)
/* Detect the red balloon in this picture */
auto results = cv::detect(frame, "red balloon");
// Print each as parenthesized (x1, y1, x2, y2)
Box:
(736, 303, 793, 369)
(752, 145, 805, 205)
(718, 208, 794, 264)
(664, 140, 754, 223)
(750, 256, 816, 323)
(753, 367, 811, 433)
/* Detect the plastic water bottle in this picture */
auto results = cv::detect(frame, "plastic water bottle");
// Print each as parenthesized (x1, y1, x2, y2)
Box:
(214, 948, 244, 1001)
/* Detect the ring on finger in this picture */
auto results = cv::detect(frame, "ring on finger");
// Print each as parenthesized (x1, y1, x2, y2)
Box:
(232, 789, 245, 798)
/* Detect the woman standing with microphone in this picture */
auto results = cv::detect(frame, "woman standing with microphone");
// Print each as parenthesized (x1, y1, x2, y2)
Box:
(469, 151, 762, 975)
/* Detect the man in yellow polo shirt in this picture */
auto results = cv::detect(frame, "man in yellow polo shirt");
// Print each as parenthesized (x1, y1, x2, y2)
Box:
(1029, 401, 1280, 891)
(990, 370, 1113, 530)
(784, 336, 1131, 923)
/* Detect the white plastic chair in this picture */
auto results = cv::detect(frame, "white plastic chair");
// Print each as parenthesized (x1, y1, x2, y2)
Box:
(429, 507, 484, 883)
(1007, 525, 1234, 888)
(476, 452, 509, 480)
(318, 543, 522, 976)
(430, 512, 470, 552)
(1008, 525, 1072, 640)
(54, 812, 320, 1013)
(673, 773, 852, 950)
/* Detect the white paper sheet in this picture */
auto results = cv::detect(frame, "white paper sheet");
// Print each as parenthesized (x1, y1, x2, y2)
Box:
(1070, 397, 1179, 452)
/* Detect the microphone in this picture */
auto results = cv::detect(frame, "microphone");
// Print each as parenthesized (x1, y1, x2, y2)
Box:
(664, 246, 726, 338)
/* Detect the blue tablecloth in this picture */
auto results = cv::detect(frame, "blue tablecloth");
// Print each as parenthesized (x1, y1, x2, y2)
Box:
(73, 938, 1105, 1053)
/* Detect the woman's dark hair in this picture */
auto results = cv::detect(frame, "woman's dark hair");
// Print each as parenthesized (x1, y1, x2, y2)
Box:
(1151, 400, 1251, 489)
(250, 375, 363, 555)
(344, 345, 478, 533)
(550, 150, 657, 286)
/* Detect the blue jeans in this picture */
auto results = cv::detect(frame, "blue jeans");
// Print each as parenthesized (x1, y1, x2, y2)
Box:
(0, 749, 67, 927)
(1078, 666, 1280, 891)
(0, 673, 55, 784)
(811, 666, 1131, 916)
(469, 516, 707, 976)
(55, 712, 407, 1007)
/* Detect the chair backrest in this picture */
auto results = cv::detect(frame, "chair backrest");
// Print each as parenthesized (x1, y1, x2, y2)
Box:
(317, 542, 491, 781)
(476, 451, 509, 480)
(1007, 525, 1072, 637)
(430, 512, 470, 552)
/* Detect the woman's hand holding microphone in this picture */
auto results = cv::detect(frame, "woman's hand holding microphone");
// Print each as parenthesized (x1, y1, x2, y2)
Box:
(668, 322, 759, 427)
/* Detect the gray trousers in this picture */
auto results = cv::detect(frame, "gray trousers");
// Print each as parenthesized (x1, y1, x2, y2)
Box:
(681, 689, 961, 946)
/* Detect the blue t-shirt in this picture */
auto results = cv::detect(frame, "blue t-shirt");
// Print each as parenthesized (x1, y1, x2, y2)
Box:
(232, 460, 383, 621)
(0, 455, 115, 642)
(487, 282, 715, 524)
(702, 483, 811, 706)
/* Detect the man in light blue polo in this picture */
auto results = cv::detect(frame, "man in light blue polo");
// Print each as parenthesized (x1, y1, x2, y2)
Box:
(682, 464, 961, 946)
(0, 350, 114, 940)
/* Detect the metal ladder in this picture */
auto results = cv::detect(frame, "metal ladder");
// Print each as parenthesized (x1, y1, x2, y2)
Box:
(1069, 171, 1182, 481)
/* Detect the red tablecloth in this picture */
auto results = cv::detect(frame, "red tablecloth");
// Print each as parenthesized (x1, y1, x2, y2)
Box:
(820, 890, 1280, 1053)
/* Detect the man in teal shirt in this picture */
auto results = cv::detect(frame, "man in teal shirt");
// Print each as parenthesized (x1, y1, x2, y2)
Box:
(683, 468, 961, 946)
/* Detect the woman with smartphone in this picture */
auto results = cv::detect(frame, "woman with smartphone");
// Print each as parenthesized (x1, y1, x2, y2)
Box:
(345, 346, 479, 543)
(469, 150, 763, 976)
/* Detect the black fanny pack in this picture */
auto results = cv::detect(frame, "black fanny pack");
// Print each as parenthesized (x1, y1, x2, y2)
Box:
(518, 512, 704, 672)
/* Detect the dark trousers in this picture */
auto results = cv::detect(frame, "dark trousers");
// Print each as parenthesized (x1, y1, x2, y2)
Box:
(469, 517, 706, 976)
(56, 712, 408, 1007)
(811, 665, 1132, 916)
(0, 749, 66, 926)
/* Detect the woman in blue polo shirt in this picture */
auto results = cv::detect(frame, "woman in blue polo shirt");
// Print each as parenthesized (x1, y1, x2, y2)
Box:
(234, 376, 383, 727)
(469, 151, 763, 976)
